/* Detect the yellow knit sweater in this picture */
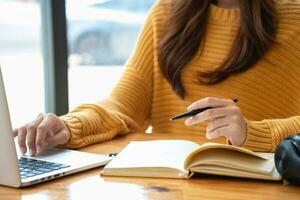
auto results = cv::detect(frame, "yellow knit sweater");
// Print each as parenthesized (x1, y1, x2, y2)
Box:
(61, 0, 300, 152)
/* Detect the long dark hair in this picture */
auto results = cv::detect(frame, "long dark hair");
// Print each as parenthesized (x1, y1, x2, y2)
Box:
(157, 0, 277, 98)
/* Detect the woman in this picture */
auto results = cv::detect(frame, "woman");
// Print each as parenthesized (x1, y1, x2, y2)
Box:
(15, 0, 300, 155)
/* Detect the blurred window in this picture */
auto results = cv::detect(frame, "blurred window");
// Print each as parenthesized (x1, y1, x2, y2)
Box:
(0, 0, 45, 127)
(66, 0, 155, 109)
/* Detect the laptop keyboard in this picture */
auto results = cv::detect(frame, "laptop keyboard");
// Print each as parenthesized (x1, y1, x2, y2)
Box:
(18, 157, 70, 179)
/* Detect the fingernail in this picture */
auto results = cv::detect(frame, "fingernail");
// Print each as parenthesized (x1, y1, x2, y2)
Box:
(185, 119, 192, 126)
(36, 147, 41, 154)
(20, 147, 25, 154)
(29, 149, 35, 156)
(206, 134, 212, 139)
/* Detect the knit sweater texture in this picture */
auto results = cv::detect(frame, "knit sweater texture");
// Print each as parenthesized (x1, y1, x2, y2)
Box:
(61, 0, 300, 152)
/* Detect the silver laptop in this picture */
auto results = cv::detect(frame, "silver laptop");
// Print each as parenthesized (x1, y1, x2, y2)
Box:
(0, 67, 112, 187)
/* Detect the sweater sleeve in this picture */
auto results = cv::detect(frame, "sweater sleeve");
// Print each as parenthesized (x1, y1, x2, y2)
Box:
(60, 5, 156, 149)
(243, 117, 300, 152)
(243, 27, 300, 152)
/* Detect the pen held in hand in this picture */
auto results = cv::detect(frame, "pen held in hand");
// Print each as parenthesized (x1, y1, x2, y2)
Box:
(170, 99, 238, 121)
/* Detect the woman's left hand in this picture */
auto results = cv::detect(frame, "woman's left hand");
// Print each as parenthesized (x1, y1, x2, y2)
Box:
(185, 97, 247, 146)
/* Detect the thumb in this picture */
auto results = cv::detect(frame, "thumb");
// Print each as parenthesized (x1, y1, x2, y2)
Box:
(47, 129, 70, 147)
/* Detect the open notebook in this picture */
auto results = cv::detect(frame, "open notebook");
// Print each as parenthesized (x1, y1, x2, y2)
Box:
(101, 140, 281, 180)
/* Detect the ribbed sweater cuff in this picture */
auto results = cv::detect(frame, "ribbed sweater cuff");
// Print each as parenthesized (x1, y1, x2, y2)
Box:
(59, 115, 83, 149)
(242, 119, 273, 152)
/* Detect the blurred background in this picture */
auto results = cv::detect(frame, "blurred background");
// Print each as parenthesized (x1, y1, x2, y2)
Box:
(0, 0, 155, 127)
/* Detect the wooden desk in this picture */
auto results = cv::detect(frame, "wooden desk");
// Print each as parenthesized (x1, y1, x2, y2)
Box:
(1, 132, 300, 200)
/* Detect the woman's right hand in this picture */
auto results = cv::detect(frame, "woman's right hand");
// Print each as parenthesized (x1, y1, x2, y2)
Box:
(13, 113, 70, 156)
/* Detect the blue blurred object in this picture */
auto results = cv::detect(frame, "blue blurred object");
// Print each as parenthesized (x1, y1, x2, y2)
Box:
(66, 0, 156, 65)
(0, 0, 155, 66)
